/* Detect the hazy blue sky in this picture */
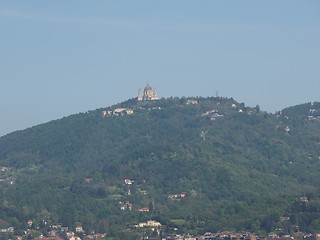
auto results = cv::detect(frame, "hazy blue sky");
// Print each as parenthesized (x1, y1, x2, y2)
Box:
(1, 1, 320, 136)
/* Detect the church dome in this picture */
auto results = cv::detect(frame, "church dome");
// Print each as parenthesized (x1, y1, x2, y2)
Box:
(144, 83, 152, 91)
(138, 83, 158, 101)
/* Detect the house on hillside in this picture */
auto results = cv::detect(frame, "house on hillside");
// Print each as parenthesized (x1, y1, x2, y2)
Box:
(138, 207, 149, 212)
(168, 192, 186, 199)
(0, 227, 14, 233)
(27, 220, 33, 227)
(121, 201, 132, 211)
(1, 167, 10, 171)
(86, 234, 106, 239)
(284, 126, 290, 133)
(186, 100, 198, 105)
(61, 227, 68, 232)
(102, 108, 134, 117)
(280, 216, 290, 221)
(300, 197, 308, 202)
(48, 230, 58, 237)
(135, 220, 161, 228)
(33, 238, 64, 240)
(125, 179, 134, 185)
(66, 232, 74, 237)
(75, 226, 84, 233)
(68, 237, 81, 240)
(84, 178, 92, 183)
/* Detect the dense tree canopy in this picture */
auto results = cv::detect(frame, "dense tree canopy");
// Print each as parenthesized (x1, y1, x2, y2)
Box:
(0, 97, 320, 236)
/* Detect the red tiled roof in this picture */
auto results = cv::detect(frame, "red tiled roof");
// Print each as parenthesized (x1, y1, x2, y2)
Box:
(33, 237, 64, 240)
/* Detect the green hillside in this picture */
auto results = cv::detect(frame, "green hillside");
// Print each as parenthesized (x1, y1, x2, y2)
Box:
(0, 97, 320, 238)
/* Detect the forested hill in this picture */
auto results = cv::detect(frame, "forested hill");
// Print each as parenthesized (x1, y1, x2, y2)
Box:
(0, 97, 320, 237)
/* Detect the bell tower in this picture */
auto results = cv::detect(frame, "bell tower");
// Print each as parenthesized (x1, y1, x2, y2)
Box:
(137, 89, 142, 101)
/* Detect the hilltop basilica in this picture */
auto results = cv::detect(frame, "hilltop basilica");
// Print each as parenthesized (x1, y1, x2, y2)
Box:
(137, 83, 159, 101)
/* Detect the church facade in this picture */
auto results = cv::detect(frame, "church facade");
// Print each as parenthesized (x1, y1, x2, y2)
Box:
(137, 83, 159, 101)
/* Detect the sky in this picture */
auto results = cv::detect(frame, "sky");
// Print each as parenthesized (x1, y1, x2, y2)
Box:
(1, 1, 320, 137)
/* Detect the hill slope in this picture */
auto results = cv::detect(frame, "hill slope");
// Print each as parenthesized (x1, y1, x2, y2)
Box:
(0, 97, 320, 237)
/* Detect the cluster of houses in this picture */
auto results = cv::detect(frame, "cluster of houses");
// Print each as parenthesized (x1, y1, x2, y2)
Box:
(1, 167, 10, 171)
(122, 179, 189, 211)
(277, 108, 320, 121)
(202, 109, 224, 121)
(138, 208, 150, 212)
(4, 213, 320, 240)
(202, 109, 219, 116)
(119, 201, 151, 212)
(308, 116, 320, 120)
(0, 166, 15, 185)
(121, 179, 134, 210)
(307, 108, 320, 120)
(102, 108, 134, 117)
(125, 179, 135, 185)
(120, 201, 132, 211)
(136, 220, 161, 228)
(0, 227, 14, 233)
(6, 222, 320, 240)
(200, 102, 260, 121)
(121, 179, 151, 211)
(101, 98, 264, 122)
(21, 224, 79, 240)
(231, 103, 244, 113)
(280, 217, 290, 222)
(15, 229, 105, 240)
(186, 100, 198, 105)
(32, 237, 78, 240)
(101, 105, 163, 118)
(168, 192, 186, 200)
(136, 220, 162, 237)
(139, 230, 315, 240)
(142, 231, 319, 240)
(32, 236, 104, 240)
(0, 178, 15, 185)
(299, 197, 309, 202)
(86, 234, 106, 239)
(17, 221, 107, 240)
